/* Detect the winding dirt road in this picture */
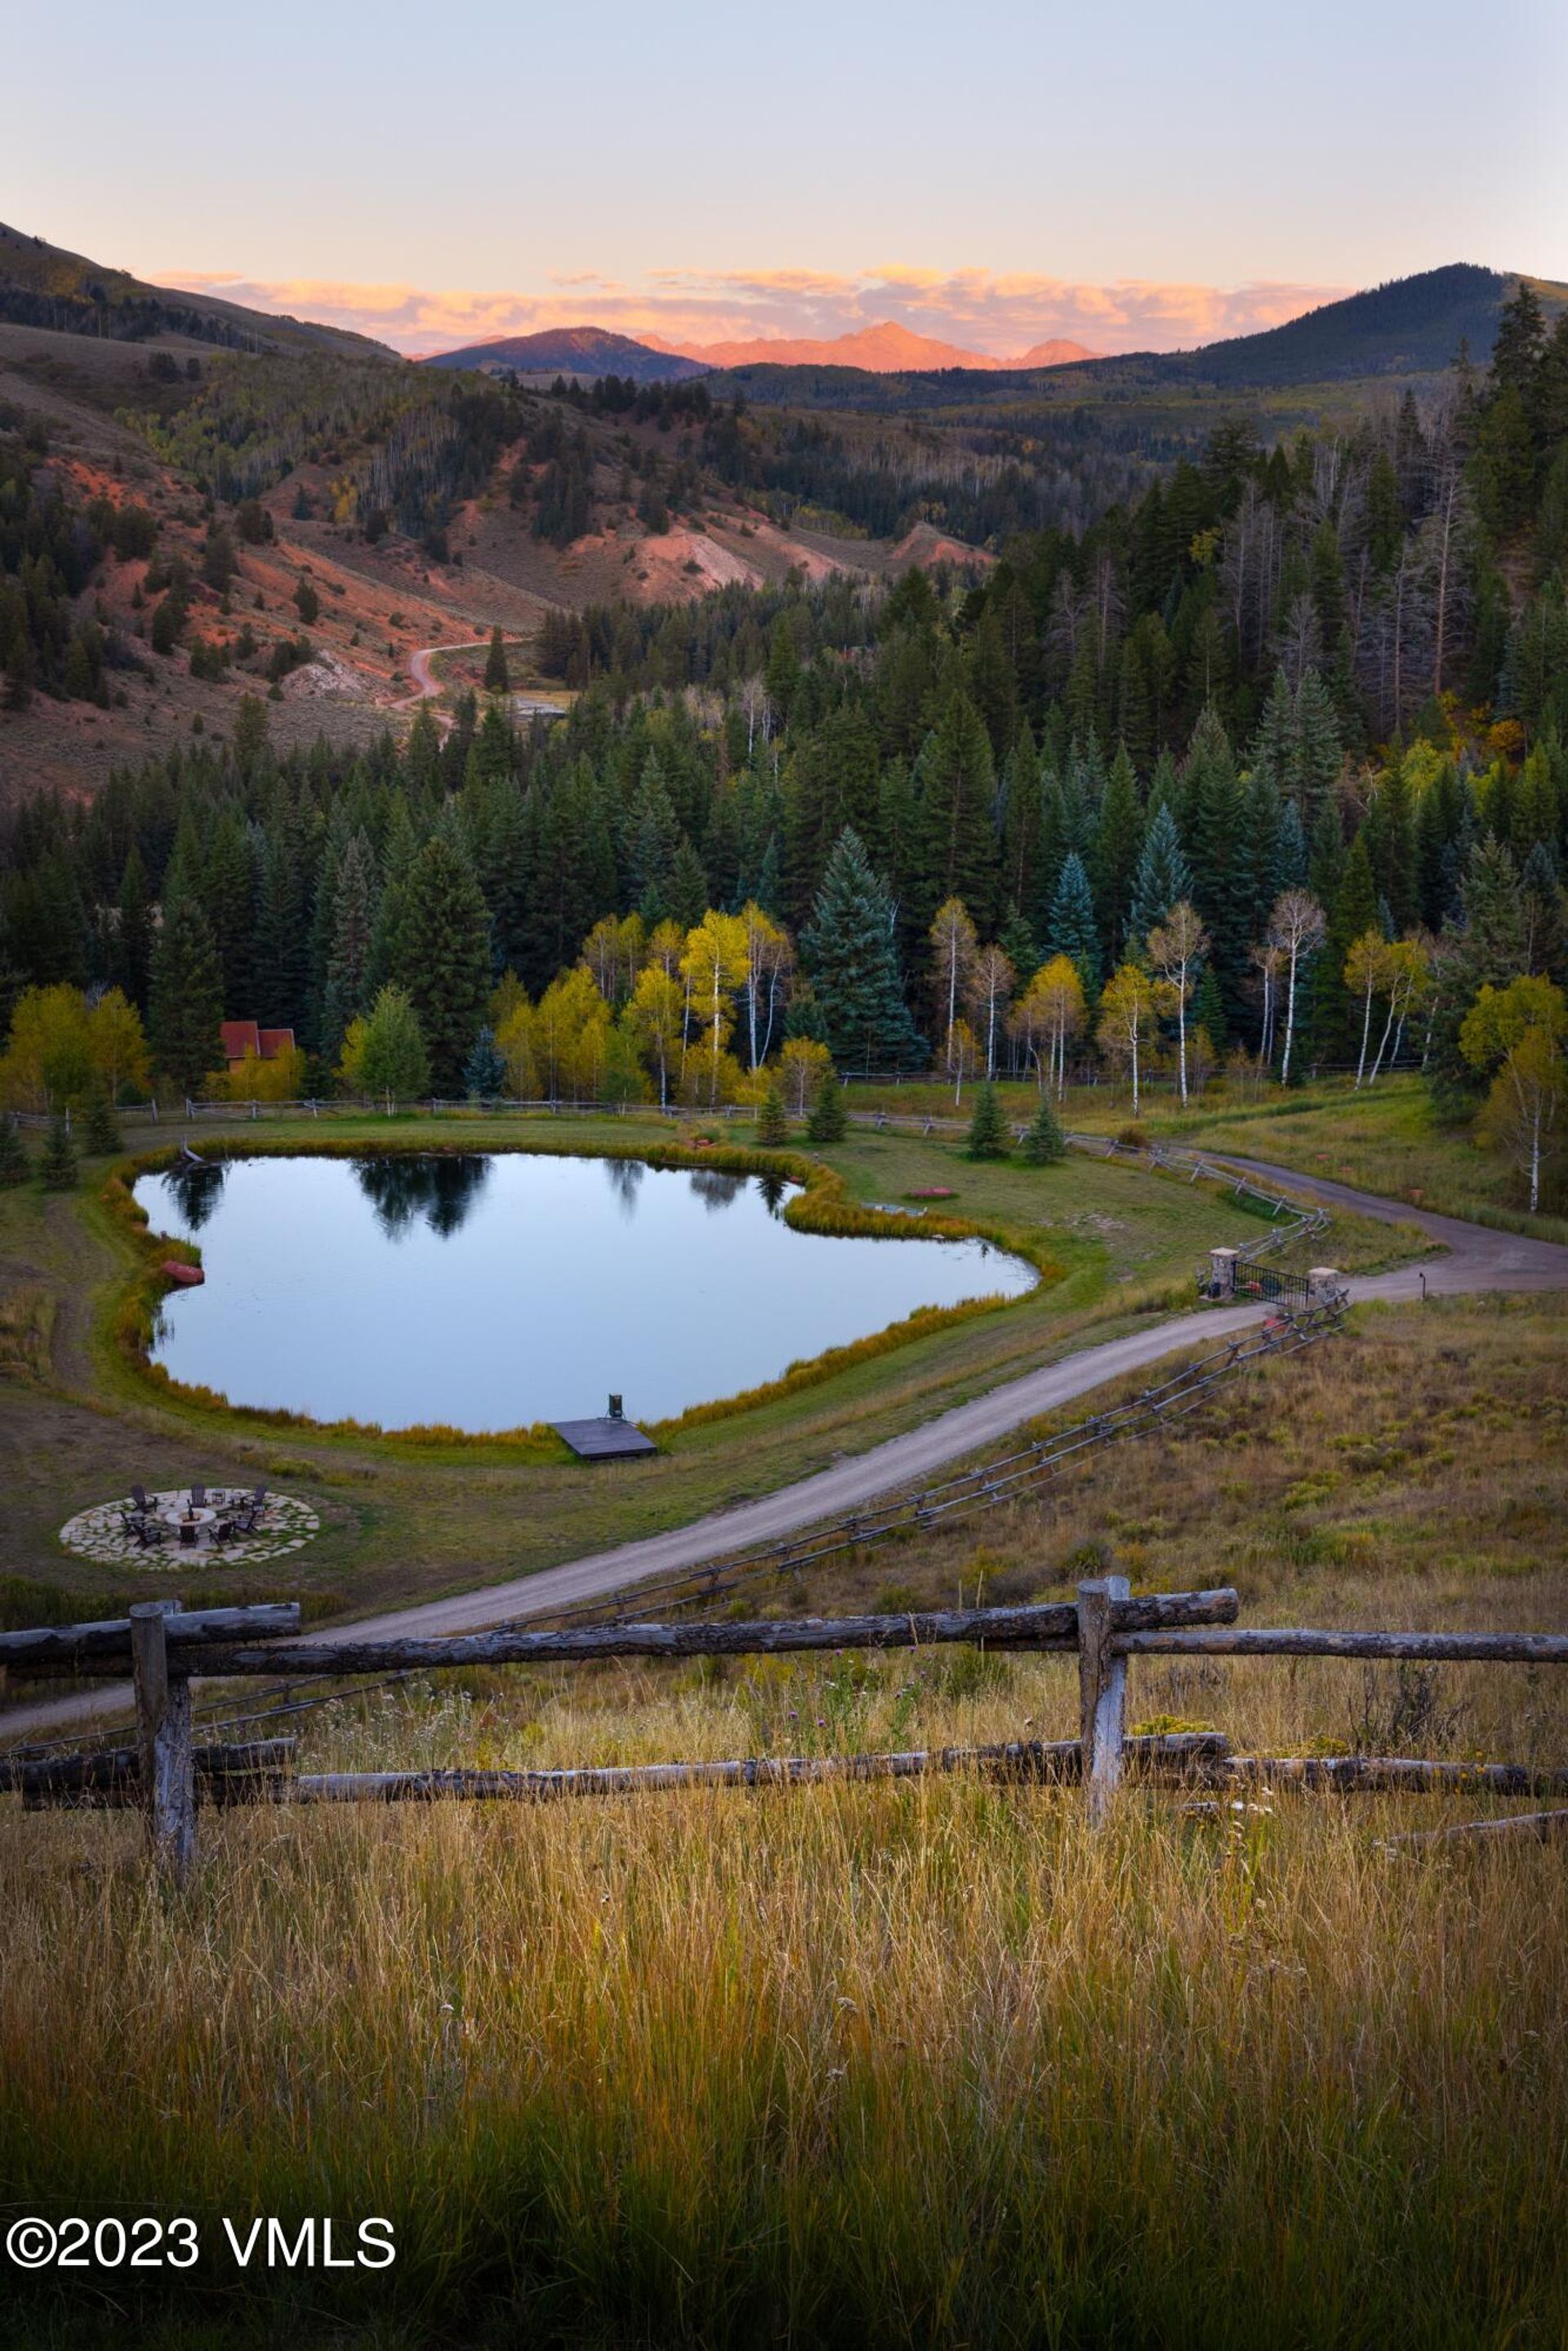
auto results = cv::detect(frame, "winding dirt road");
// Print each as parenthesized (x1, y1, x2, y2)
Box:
(7, 1160, 1566, 1741)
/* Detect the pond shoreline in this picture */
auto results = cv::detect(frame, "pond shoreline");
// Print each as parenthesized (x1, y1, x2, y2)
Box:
(114, 1138, 1049, 1447)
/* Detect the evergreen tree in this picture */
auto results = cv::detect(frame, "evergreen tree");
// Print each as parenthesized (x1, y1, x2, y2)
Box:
(320, 831, 379, 1061)
(799, 828, 925, 1072)
(1125, 800, 1193, 944)
(40, 1113, 78, 1191)
(998, 719, 1041, 915)
(805, 1064, 848, 1142)
(0, 1116, 29, 1187)
(115, 847, 154, 1010)
(910, 689, 998, 934)
(668, 835, 710, 933)
(1429, 839, 1532, 1105)
(463, 1024, 506, 1099)
(392, 837, 492, 1093)
(1312, 833, 1379, 1061)
(1092, 741, 1143, 964)
(964, 1079, 1009, 1160)
(1192, 965, 1227, 1053)
(83, 1087, 122, 1155)
(1045, 851, 1101, 991)
(1019, 1091, 1067, 1164)
(148, 888, 224, 1096)
(1291, 670, 1343, 834)
(253, 808, 312, 1035)
(1179, 706, 1246, 1026)
(628, 757, 684, 928)
(755, 1080, 789, 1147)
(203, 813, 256, 1016)
(483, 627, 510, 695)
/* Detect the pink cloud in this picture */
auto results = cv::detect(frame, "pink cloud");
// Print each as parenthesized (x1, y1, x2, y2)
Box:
(153, 265, 1352, 360)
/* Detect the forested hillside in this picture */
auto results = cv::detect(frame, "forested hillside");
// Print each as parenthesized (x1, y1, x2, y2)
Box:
(3, 291, 1566, 1200)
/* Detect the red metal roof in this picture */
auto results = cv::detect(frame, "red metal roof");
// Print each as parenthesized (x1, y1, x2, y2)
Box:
(220, 1022, 295, 1066)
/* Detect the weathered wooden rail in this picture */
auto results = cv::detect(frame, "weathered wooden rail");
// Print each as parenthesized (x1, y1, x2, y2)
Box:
(6, 1586, 1566, 1882)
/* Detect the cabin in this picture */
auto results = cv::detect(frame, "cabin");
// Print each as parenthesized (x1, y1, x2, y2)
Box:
(220, 1022, 296, 1071)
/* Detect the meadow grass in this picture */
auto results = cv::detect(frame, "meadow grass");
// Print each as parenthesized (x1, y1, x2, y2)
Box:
(2, 1294, 1566, 2348)
(844, 1070, 1568, 1245)
(0, 1108, 1405, 1627)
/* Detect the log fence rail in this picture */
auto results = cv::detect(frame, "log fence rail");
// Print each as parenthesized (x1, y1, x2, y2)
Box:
(5, 1587, 1566, 1885)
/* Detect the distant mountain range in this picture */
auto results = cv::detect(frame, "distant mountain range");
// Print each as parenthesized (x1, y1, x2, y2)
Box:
(708, 267, 1568, 411)
(420, 326, 709, 383)
(5, 226, 1565, 403)
(646, 322, 1098, 372)
(423, 318, 1098, 379)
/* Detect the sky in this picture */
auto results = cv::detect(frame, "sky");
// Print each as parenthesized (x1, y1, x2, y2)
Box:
(7, 0, 1566, 358)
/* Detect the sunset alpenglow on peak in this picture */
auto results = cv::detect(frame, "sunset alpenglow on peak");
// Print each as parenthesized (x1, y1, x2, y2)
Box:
(2, 2, 1568, 2348)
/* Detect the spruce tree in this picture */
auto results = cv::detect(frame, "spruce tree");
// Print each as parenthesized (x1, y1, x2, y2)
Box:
(1125, 802, 1192, 945)
(148, 888, 224, 1097)
(203, 813, 256, 1016)
(320, 831, 379, 1061)
(463, 1024, 506, 1099)
(805, 1064, 848, 1143)
(1093, 742, 1144, 964)
(628, 757, 684, 928)
(1179, 707, 1246, 1026)
(40, 1114, 78, 1191)
(1312, 834, 1379, 1061)
(669, 835, 710, 933)
(909, 689, 998, 933)
(1020, 1091, 1067, 1164)
(800, 828, 924, 1072)
(84, 1087, 122, 1155)
(1045, 852, 1101, 991)
(755, 1080, 789, 1147)
(964, 1079, 1009, 1160)
(393, 837, 492, 1093)
(115, 847, 154, 1010)
(483, 627, 510, 695)
(0, 1116, 28, 1187)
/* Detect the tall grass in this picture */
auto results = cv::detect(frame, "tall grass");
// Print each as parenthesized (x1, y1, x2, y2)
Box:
(3, 1642, 1566, 2348)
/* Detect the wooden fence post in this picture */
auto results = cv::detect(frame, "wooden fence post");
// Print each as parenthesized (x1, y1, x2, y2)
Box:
(130, 1600, 195, 1884)
(1078, 1574, 1129, 1826)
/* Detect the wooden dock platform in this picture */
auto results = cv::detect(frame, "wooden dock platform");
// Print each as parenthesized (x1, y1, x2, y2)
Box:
(553, 1417, 658, 1462)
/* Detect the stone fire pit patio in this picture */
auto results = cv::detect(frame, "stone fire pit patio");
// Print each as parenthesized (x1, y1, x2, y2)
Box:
(58, 1489, 321, 1569)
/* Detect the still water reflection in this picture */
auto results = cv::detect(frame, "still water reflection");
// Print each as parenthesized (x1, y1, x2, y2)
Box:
(136, 1152, 1036, 1431)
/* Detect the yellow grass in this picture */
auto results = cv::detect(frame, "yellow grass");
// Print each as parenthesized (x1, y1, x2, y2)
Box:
(2, 1297, 1566, 2346)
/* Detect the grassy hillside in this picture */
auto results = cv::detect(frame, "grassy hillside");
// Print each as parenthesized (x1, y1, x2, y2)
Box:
(0, 220, 395, 362)
(2, 1290, 1563, 2349)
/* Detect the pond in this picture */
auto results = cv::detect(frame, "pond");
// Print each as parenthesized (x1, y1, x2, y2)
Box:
(136, 1153, 1037, 1432)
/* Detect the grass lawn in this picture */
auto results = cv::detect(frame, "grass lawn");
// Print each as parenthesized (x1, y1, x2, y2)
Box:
(0, 1107, 1408, 1628)
(2, 1294, 1563, 2349)
(849, 1070, 1568, 1245)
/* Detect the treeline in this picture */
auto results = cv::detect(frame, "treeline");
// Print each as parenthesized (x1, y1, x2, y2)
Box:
(2, 298, 1566, 1191)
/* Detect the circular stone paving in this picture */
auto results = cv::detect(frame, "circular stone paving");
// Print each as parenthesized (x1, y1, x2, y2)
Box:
(59, 1489, 321, 1569)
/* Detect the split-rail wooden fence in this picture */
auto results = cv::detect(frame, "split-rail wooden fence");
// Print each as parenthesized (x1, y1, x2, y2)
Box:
(6, 1587, 1568, 1883)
